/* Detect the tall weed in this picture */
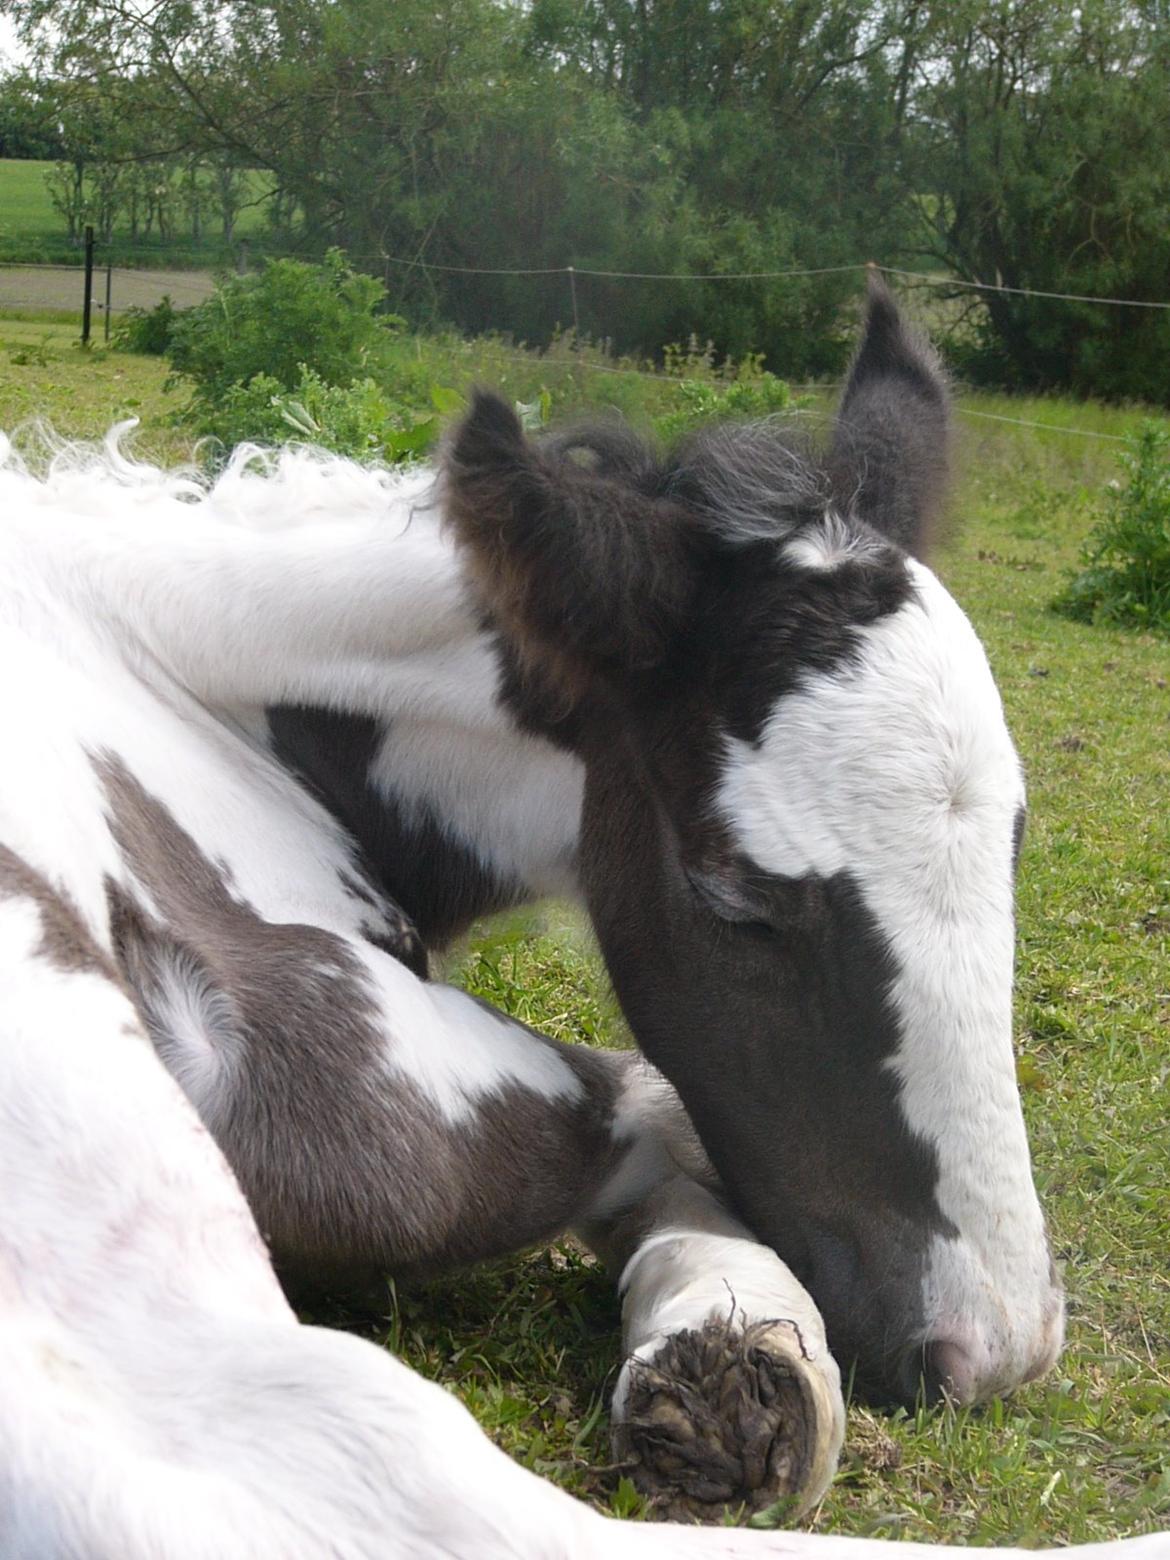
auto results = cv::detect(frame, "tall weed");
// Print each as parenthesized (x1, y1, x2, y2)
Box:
(1052, 423, 1170, 632)
(195, 367, 457, 462)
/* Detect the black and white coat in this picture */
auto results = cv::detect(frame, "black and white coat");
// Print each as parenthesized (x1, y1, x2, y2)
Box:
(3, 283, 1149, 1559)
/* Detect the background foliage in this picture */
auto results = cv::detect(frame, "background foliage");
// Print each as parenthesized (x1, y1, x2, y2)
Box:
(135, 254, 811, 460)
(3, 0, 1169, 397)
(1053, 424, 1170, 633)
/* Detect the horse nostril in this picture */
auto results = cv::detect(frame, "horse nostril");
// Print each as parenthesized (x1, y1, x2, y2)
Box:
(892, 1338, 982, 1405)
(922, 1338, 980, 1404)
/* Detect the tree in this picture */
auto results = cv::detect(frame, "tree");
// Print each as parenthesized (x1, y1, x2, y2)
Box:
(902, 0, 1170, 398)
(35, 83, 131, 245)
(0, 71, 65, 158)
(8, 0, 1167, 395)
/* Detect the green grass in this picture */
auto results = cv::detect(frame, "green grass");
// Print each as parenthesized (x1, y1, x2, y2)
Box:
(0, 156, 277, 265)
(1, 328, 1167, 1544)
(0, 156, 62, 255)
(0, 317, 192, 462)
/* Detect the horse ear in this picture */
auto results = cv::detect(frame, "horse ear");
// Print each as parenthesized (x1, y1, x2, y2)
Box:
(827, 272, 950, 560)
(444, 392, 699, 696)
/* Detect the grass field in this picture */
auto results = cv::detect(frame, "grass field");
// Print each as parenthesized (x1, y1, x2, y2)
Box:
(1, 314, 1167, 1546)
(0, 156, 276, 266)
(0, 156, 68, 256)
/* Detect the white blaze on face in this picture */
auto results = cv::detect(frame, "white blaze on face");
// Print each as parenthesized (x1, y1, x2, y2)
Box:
(715, 561, 1062, 1399)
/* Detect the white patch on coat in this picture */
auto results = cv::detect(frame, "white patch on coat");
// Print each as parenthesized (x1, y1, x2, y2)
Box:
(369, 707, 584, 901)
(371, 977, 587, 1123)
(2, 433, 584, 922)
(138, 941, 245, 1131)
(715, 561, 1059, 1396)
(2, 438, 472, 717)
(782, 511, 890, 573)
(589, 1057, 717, 1223)
(0, 896, 603, 1559)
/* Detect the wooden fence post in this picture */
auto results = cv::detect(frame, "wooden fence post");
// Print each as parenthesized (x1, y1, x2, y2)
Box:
(567, 265, 580, 338)
(81, 225, 95, 345)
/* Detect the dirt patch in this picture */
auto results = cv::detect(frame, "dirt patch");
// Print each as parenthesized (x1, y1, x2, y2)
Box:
(0, 264, 214, 316)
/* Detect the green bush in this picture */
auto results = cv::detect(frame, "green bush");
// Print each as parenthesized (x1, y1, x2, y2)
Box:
(167, 250, 401, 409)
(157, 249, 455, 462)
(655, 355, 796, 443)
(195, 366, 460, 464)
(1053, 423, 1170, 633)
(155, 248, 805, 465)
(113, 295, 184, 356)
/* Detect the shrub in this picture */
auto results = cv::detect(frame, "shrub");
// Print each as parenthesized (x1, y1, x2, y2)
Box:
(195, 366, 460, 465)
(1053, 423, 1170, 633)
(158, 249, 451, 462)
(655, 355, 796, 443)
(167, 250, 402, 409)
(113, 295, 184, 356)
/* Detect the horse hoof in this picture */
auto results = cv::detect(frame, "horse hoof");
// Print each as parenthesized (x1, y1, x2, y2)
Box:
(611, 1316, 843, 1522)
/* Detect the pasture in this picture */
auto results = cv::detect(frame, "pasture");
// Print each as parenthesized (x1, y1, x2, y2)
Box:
(0, 312, 1167, 1546)
(0, 156, 275, 266)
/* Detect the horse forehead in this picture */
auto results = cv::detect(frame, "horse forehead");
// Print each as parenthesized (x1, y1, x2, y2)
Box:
(716, 565, 1023, 879)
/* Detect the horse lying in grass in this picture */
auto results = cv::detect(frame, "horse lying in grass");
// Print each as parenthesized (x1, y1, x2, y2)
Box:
(4, 280, 1158, 1558)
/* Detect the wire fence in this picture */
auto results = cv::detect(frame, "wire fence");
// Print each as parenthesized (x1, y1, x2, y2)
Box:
(0, 256, 215, 331)
(957, 407, 1128, 442)
(362, 253, 1170, 309)
(0, 249, 1162, 443)
(6, 249, 1170, 314)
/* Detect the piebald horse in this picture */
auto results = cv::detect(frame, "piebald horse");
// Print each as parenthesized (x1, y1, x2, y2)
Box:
(2, 281, 1158, 1557)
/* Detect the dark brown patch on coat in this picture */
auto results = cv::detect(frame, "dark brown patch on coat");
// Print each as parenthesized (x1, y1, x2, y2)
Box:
(0, 842, 121, 984)
(443, 281, 935, 745)
(95, 753, 625, 1277)
(444, 391, 704, 706)
(268, 706, 528, 950)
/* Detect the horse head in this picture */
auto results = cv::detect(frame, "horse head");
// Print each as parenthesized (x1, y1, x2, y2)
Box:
(443, 278, 1063, 1406)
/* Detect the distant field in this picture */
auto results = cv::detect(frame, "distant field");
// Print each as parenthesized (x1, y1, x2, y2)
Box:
(0, 157, 277, 266)
(0, 156, 59, 250)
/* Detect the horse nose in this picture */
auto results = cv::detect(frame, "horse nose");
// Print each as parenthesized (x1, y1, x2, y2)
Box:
(916, 1273, 1065, 1404)
(892, 1336, 981, 1405)
(899, 1325, 1058, 1406)
(921, 1338, 980, 1404)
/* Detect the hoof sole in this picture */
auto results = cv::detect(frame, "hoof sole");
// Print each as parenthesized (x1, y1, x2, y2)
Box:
(613, 1317, 842, 1521)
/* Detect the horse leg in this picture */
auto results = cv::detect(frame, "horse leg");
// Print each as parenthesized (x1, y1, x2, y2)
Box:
(577, 1059, 845, 1521)
(0, 857, 636, 1558)
(122, 901, 846, 1525)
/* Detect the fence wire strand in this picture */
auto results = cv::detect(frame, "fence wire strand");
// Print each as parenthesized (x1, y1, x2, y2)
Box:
(957, 408, 1128, 441)
(880, 265, 1170, 311)
(4, 251, 1170, 310)
(370, 253, 1170, 311)
(0, 249, 1162, 444)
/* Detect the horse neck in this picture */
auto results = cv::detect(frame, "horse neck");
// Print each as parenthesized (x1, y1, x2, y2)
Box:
(244, 478, 586, 949)
(9, 443, 586, 950)
(267, 670, 585, 950)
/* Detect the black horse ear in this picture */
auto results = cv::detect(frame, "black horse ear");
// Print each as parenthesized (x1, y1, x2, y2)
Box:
(444, 391, 700, 698)
(827, 272, 950, 560)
